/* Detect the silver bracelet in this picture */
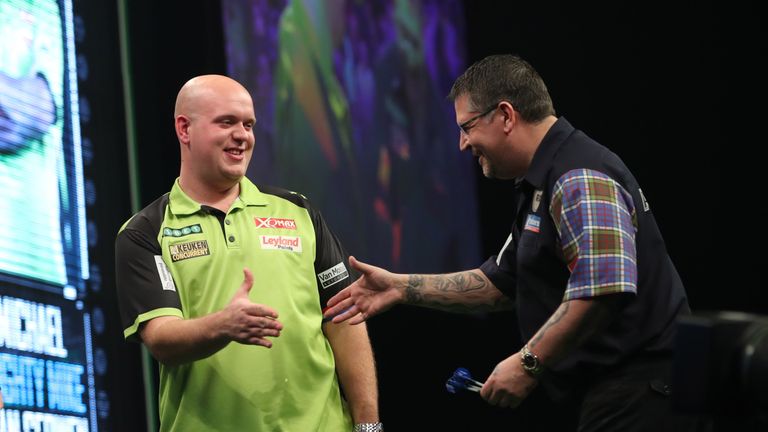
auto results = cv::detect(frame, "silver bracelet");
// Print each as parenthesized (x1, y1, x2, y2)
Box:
(354, 422, 383, 432)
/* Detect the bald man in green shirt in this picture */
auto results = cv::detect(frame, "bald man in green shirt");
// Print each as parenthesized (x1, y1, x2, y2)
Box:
(115, 75, 380, 431)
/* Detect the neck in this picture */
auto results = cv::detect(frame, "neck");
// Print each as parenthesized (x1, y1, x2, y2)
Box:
(505, 115, 558, 179)
(529, 115, 558, 147)
(178, 175, 241, 212)
(520, 115, 558, 157)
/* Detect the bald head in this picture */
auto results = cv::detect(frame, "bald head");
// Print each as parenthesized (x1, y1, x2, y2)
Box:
(174, 74, 252, 119)
(173, 74, 257, 200)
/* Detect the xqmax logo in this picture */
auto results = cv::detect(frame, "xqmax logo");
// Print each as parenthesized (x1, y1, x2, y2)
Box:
(254, 217, 297, 230)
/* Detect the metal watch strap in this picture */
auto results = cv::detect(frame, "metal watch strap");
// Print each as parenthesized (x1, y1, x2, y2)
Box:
(354, 422, 383, 432)
(520, 344, 544, 376)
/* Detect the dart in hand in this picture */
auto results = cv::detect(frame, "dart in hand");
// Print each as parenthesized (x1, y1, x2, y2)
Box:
(446, 367, 484, 394)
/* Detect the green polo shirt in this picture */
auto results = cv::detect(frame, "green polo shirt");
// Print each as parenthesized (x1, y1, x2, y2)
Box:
(115, 177, 355, 431)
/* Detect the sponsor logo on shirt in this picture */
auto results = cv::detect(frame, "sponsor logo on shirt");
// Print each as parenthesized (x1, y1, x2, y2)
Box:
(524, 214, 541, 233)
(163, 224, 203, 238)
(169, 240, 210, 262)
(154, 256, 176, 291)
(532, 190, 543, 212)
(317, 262, 349, 289)
(254, 217, 297, 230)
(260, 235, 302, 252)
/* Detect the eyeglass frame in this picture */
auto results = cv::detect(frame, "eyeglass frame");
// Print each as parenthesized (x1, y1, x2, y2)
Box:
(458, 103, 499, 135)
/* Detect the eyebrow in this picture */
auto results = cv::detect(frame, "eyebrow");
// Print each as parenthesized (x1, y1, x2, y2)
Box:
(213, 114, 256, 124)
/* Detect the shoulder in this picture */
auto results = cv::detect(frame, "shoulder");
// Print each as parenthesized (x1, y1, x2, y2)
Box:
(118, 193, 170, 235)
(257, 185, 312, 210)
(550, 130, 633, 189)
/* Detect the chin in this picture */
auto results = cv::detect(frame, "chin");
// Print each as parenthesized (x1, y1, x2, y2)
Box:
(218, 170, 244, 184)
(481, 164, 495, 178)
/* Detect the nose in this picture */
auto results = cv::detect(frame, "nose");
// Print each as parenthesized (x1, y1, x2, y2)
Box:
(459, 132, 470, 151)
(232, 123, 251, 142)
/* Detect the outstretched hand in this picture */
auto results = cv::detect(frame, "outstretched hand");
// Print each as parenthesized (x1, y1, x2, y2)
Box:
(323, 256, 404, 324)
(221, 268, 283, 347)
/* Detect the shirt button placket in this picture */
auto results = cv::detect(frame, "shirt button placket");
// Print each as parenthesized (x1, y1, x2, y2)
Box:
(225, 219, 236, 246)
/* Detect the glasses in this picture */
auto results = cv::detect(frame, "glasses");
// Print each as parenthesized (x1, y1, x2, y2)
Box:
(458, 104, 498, 135)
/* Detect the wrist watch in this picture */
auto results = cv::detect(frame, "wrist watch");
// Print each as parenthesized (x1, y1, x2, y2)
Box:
(520, 344, 543, 376)
(354, 422, 383, 432)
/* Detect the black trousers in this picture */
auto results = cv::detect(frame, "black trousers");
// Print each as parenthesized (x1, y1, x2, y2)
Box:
(577, 358, 712, 432)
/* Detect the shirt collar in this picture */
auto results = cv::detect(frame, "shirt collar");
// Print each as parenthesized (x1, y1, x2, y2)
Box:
(168, 177, 269, 216)
(521, 117, 576, 189)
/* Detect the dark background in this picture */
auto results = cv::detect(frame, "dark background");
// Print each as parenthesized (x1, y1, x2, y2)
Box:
(84, 0, 763, 430)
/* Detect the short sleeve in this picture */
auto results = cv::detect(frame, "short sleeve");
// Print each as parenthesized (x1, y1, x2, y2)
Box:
(115, 214, 183, 342)
(309, 207, 360, 312)
(549, 169, 638, 301)
(479, 233, 518, 300)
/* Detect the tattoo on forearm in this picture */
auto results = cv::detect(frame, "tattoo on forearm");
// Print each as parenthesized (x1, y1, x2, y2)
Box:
(531, 301, 570, 347)
(402, 271, 511, 313)
(405, 274, 424, 303)
(528, 298, 618, 357)
(435, 272, 486, 293)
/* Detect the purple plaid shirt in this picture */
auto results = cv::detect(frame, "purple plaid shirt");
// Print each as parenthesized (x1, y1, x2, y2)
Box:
(550, 169, 638, 300)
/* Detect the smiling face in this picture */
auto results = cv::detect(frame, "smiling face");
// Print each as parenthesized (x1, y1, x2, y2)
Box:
(176, 75, 256, 192)
(454, 94, 532, 180)
(455, 94, 505, 179)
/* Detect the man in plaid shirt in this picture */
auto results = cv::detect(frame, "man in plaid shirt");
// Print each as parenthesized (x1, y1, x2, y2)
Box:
(324, 54, 708, 431)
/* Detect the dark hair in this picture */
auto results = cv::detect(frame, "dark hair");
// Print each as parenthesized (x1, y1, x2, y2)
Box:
(448, 54, 555, 123)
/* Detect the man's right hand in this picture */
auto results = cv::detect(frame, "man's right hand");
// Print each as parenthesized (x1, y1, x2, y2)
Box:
(140, 268, 283, 365)
(220, 268, 282, 347)
(324, 256, 404, 325)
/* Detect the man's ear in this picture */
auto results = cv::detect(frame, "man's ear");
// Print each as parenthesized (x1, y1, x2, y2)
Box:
(499, 101, 516, 133)
(175, 115, 191, 145)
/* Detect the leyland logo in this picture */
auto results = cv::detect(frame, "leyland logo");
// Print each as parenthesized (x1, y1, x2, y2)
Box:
(254, 217, 297, 230)
(260, 235, 302, 252)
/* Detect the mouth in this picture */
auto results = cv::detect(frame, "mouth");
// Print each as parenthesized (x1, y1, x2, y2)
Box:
(223, 147, 247, 163)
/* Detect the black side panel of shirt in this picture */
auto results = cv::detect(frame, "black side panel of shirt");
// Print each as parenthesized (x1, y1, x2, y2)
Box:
(115, 193, 181, 341)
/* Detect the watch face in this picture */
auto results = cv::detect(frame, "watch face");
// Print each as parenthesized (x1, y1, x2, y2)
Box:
(520, 346, 542, 375)
(523, 353, 536, 368)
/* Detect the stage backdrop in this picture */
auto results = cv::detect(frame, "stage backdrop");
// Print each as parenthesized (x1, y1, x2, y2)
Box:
(0, 0, 97, 431)
(222, 0, 481, 273)
(0, 0, 140, 430)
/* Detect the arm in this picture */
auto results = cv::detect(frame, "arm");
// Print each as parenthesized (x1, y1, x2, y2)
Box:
(139, 269, 283, 366)
(325, 256, 514, 324)
(527, 295, 623, 365)
(323, 320, 379, 424)
(481, 295, 623, 408)
(483, 169, 638, 407)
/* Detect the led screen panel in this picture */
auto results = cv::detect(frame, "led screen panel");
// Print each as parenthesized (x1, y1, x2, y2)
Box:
(1, 1, 97, 431)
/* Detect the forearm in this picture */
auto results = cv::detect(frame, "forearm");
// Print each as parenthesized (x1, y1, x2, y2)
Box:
(324, 321, 379, 423)
(140, 314, 231, 366)
(398, 269, 513, 313)
(525, 295, 622, 368)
